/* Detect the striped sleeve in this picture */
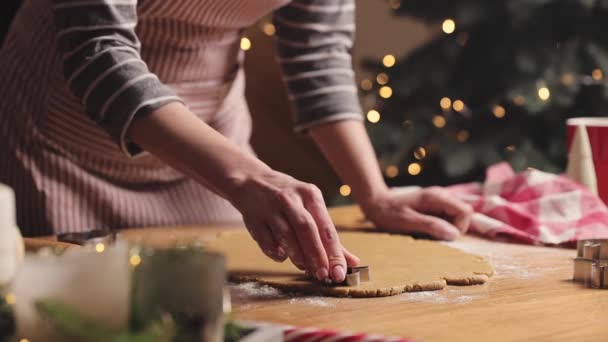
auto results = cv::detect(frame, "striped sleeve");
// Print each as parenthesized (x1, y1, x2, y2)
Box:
(273, 0, 363, 132)
(51, 0, 182, 156)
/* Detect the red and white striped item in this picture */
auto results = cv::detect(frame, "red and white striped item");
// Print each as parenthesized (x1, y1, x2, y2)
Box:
(236, 321, 415, 342)
(282, 327, 413, 342)
(447, 162, 608, 245)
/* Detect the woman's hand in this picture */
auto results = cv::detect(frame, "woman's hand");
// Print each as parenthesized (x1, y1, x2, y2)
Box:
(359, 187, 473, 240)
(127, 103, 358, 283)
(226, 170, 360, 283)
(308, 120, 472, 241)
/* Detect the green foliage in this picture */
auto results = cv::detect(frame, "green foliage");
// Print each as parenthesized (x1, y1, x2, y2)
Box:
(35, 299, 175, 342)
(34, 299, 251, 342)
(0, 287, 15, 341)
(363, 0, 608, 185)
(223, 321, 254, 342)
(129, 247, 226, 341)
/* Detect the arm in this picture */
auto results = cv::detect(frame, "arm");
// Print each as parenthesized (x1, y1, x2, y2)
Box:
(52, 0, 355, 282)
(128, 103, 359, 282)
(309, 120, 471, 240)
(51, 0, 180, 155)
(309, 120, 387, 204)
(273, 0, 471, 239)
(273, 0, 363, 131)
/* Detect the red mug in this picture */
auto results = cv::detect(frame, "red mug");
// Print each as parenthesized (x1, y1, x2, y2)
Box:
(566, 117, 608, 204)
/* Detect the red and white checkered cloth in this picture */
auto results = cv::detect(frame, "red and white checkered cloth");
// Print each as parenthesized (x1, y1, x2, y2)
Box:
(447, 162, 608, 245)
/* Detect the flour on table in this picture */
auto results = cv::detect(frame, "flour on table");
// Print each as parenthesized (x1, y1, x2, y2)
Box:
(288, 297, 335, 307)
(229, 282, 285, 299)
(399, 288, 484, 304)
(443, 240, 546, 279)
(229, 282, 335, 307)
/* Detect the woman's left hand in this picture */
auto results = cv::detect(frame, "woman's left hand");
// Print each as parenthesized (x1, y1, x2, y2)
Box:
(359, 187, 473, 241)
(308, 120, 473, 240)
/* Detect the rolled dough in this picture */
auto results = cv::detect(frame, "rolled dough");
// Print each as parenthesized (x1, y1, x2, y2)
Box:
(207, 231, 494, 297)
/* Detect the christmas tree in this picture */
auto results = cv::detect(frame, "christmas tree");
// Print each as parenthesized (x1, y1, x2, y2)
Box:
(0, 0, 21, 44)
(362, 0, 608, 187)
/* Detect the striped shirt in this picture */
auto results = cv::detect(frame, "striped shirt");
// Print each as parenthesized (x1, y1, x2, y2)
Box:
(0, 0, 362, 235)
(51, 0, 363, 156)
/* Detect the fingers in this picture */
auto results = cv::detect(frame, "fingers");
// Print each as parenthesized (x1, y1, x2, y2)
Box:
(343, 247, 360, 267)
(240, 174, 354, 283)
(417, 187, 473, 233)
(243, 218, 285, 261)
(277, 189, 329, 281)
(267, 215, 306, 270)
(300, 184, 349, 283)
(398, 207, 461, 240)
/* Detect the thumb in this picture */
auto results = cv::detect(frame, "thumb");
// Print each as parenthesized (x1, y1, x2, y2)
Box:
(399, 209, 461, 240)
(343, 247, 360, 267)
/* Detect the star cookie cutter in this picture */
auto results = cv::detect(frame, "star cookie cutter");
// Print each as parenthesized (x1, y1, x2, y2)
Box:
(573, 239, 608, 289)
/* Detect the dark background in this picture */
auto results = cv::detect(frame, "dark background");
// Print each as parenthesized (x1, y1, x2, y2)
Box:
(0, 0, 21, 44)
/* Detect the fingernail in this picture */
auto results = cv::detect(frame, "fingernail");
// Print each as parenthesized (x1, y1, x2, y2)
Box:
(278, 239, 289, 250)
(277, 247, 286, 260)
(443, 224, 461, 240)
(316, 268, 328, 281)
(332, 265, 346, 282)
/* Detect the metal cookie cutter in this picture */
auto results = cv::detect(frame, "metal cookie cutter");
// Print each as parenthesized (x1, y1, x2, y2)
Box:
(308, 265, 371, 287)
(342, 266, 371, 287)
(573, 239, 608, 289)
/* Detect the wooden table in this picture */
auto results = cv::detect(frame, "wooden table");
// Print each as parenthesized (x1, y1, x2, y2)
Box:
(28, 206, 608, 342)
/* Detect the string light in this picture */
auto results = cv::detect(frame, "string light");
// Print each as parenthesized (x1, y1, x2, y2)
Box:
(4, 292, 16, 305)
(505, 145, 516, 153)
(379, 86, 393, 98)
(513, 96, 525, 106)
(439, 97, 452, 109)
(413, 147, 426, 160)
(456, 130, 470, 142)
(382, 54, 396, 68)
(376, 73, 389, 85)
(385, 165, 399, 178)
(95, 243, 105, 253)
(339, 185, 351, 196)
(360, 79, 373, 90)
(592, 68, 603, 81)
(408, 163, 422, 175)
(389, 0, 401, 9)
(366, 109, 381, 123)
(492, 105, 506, 118)
(561, 73, 575, 86)
(538, 87, 550, 101)
(442, 19, 456, 34)
(262, 23, 276, 36)
(240, 37, 252, 51)
(402, 120, 413, 129)
(432, 115, 446, 128)
(452, 99, 465, 112)
(130, 254, 142, 267)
